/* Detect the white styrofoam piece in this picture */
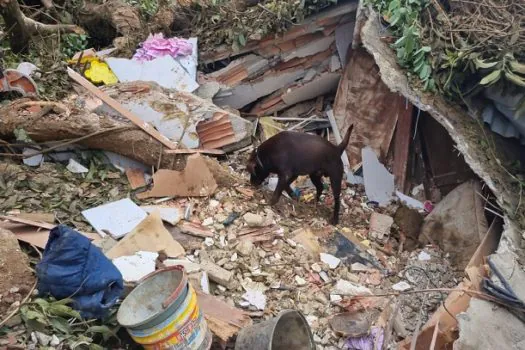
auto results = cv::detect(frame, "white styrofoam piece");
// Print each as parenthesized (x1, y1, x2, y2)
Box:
(113, 251, 158, 282)
(106, 55, 199, 92)
(362, 147, 394, 206)
(66, 158, 89, 173)
(141, 206, 182, 225)
(82, 198, 148, 239)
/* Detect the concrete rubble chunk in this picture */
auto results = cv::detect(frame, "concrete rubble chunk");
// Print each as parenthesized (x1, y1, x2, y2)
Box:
(333, 279, 372, 296)
(320, 253, 341, 269)
(243, 213, 264, 227)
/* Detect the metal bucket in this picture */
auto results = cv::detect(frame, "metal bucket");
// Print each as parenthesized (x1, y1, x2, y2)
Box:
(235, 310, 315, 350)
(117, 265, 212, 350)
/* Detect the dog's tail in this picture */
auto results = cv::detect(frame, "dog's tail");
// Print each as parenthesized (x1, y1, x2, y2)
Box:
(336, 124, 354, 154)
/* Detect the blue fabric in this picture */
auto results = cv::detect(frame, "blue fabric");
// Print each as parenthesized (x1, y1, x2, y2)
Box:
(36, 225, 123, 319)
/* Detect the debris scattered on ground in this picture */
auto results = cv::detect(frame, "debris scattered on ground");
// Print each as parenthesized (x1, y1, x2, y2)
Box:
(0, 1, 521, 348)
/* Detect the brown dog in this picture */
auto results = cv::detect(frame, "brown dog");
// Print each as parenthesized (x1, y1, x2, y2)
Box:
(246, 125, 354, 225)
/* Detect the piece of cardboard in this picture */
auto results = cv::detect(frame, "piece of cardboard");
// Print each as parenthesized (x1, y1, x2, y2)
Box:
(138, 154, 218, 198)
(106, 210, 185, 259)
(126, 169, 147, 190)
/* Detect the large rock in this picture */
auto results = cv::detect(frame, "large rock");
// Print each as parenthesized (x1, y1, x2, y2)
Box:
(419, 180, 488, 269)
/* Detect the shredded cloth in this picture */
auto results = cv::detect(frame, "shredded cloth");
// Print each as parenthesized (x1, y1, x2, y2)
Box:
(133, 33, 193, 62)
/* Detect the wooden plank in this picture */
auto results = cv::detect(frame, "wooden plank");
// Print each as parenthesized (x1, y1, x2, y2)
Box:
(66, 67, 177, 150)
(164, 148, 225, 155)
(393, 101, 414, 193)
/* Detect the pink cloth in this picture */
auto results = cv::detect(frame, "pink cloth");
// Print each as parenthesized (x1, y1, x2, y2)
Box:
(133, 33, 193, 62)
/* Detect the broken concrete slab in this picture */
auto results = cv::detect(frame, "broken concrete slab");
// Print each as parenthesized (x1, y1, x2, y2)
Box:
(138, 154, 217, 198)
(82, 198, 148, 239)
(455, 298, 525, 350)
(96, 83, 253, 152)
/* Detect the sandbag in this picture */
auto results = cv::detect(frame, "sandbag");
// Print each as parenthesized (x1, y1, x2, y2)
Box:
(36, 225, 123, 319)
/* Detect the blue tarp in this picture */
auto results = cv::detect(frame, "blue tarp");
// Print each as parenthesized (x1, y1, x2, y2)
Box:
(36, 225, 123, 319)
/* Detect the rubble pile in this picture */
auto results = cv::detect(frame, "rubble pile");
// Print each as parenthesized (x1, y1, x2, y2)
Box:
(1, 0, 524, 349)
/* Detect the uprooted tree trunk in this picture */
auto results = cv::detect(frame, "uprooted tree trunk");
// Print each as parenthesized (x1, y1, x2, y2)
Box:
(0, 0, 84, 53)
(76, 0, 143, 50)
(0, 100, 186, 169)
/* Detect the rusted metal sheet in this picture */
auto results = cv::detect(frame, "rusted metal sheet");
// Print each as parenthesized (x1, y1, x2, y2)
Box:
(333, 47, 401, 168)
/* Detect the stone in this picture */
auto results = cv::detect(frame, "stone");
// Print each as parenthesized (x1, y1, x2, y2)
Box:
(243, 213, 264, 227)
(202, 217, 214, 226)
(332, 279, 372, 296)
(392, 281, 411, 291)
(295, 276, 307, 286)
(320, 253, 341, 269)
(311, 263, 322, 273)
(236, 240, 254, 256)
(35, 332, 52, 346)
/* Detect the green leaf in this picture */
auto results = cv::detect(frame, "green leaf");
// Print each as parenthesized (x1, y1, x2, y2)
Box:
(419, 64, 431, 80)
(405, 36, 415, 55)
(504, 70, 525, 87)
(20, 307, 48, 324)
(474, 58, 499, 70)
(479, 69, 501, 86)
(509, 60, 525, 75)
(49, 317, 72, 334)
(86, 325, 118, 342)
(238, 33, 246, 46)
(48, 304, 82, 319)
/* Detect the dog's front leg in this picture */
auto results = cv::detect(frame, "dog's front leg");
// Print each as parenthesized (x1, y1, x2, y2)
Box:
(270, 175, 289, 205)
